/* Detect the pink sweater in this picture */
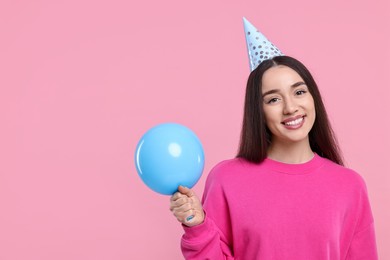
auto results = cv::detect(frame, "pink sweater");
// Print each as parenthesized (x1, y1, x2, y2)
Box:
(181, 154, 377, 259)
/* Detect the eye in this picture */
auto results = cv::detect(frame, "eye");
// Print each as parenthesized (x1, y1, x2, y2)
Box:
(266, 97, 280, 104)
(295, 90, 307, 96)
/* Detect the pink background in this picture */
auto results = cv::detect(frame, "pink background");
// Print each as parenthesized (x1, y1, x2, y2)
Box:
(1, 0, 389, 259)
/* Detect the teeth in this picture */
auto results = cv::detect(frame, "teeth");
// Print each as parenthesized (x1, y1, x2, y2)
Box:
(285, 117, 303, 126)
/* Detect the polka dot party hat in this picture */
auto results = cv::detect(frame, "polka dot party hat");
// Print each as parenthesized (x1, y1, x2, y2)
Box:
(243, 17, 283, 72)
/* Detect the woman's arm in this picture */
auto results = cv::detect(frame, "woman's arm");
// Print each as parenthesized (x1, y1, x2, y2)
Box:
(170, 167, 234, 259)
(345, 181, 378, 260)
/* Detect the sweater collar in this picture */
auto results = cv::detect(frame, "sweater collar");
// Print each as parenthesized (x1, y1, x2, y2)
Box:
(264, 153, 325, 174)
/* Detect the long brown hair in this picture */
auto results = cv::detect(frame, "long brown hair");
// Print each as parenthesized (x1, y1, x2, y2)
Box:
(237, 56, 344, 165)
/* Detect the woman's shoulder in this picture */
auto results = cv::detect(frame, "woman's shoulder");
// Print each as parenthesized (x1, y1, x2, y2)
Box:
(320, 156, 368, 189)
(212, 157, 246, 170)
(211, 156, 258, 173)
(206, 157, 257, 183)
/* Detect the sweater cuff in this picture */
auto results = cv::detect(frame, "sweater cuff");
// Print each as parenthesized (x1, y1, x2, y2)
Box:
(182, 213, 214, 240)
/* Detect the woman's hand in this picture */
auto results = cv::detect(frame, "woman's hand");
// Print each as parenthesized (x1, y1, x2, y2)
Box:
(170, 186, 205, 227)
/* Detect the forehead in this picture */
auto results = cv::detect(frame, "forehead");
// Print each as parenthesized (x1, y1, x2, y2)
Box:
(261, 65, 304, 92)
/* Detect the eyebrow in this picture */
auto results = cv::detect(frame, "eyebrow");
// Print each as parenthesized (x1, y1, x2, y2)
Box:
(262, 81, 306, 98)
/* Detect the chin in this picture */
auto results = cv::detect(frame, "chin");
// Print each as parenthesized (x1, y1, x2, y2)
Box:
(277, 131, 311, 144)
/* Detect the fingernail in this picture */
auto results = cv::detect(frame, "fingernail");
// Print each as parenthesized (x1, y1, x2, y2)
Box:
(186, 215, 194, 222)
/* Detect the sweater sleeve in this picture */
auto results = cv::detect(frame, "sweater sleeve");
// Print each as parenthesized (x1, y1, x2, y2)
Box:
(345, 178, 378, 260)
(181, 163, 234, 259)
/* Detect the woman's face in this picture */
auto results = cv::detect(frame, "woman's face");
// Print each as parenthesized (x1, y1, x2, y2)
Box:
(261, 65, 315, 145)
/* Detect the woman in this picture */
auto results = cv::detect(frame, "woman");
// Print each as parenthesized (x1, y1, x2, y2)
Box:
(170, 56, 378, 259)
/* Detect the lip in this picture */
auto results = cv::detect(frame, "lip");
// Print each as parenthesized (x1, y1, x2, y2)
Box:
(282, 115, 305, 124)
(282, 115, 306, 130)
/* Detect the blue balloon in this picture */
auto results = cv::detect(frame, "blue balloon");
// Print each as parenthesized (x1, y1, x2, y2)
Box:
(135, 123, 204, 195)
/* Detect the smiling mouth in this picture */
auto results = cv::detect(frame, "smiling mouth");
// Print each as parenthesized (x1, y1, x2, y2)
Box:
(284, 117, 303, 126)
(282, 115, 306, 126)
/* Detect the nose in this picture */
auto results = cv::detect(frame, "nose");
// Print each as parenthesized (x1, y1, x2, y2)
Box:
(283, 97, 298, 115)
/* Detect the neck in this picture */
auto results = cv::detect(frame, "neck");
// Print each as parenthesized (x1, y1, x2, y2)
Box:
(267, 138, 314, 164)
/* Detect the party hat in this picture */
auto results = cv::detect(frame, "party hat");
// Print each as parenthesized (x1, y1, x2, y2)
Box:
(243, 17, 283, 71)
